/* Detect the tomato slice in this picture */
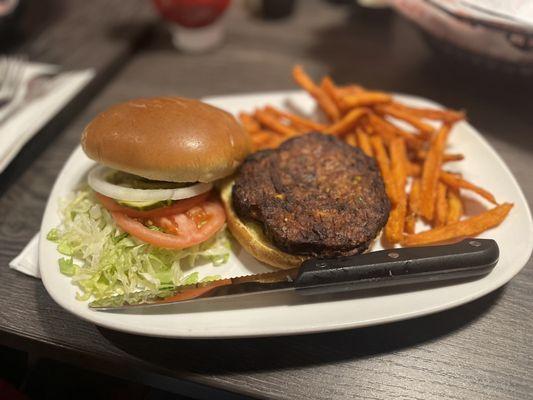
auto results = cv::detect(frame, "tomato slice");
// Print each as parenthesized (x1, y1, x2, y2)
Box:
(110, 199, 226, 249)
(96, 191, 210, 218)
(160, 279, 232, 303)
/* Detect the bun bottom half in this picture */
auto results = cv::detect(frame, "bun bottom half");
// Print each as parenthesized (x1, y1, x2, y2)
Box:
(220, 180, 307, 270)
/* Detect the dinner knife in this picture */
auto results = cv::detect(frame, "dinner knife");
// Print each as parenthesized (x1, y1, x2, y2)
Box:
(89, 238, 499, 311)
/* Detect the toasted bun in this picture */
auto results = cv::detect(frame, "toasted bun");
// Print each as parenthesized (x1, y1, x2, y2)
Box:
(220, 180, 307, 270)
(81, 97, 251, 183)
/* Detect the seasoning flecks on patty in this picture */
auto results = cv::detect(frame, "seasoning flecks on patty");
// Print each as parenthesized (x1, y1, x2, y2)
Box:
(232, 132, 390, 258)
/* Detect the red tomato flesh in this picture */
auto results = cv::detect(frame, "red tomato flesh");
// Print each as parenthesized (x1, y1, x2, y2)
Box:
(95, 191, 210, 219)
(109, 199, 226, 249)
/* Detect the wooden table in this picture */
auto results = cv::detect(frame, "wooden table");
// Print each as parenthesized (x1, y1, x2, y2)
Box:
(1, 2, 532, 399)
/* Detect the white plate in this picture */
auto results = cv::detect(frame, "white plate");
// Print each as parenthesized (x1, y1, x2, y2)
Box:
(39, 91, 533, 338)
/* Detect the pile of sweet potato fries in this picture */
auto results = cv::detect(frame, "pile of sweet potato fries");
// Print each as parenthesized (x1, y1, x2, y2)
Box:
(238, 65, 513, 246)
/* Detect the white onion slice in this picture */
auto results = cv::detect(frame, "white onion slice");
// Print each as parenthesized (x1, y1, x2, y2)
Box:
(88, 165, 213, 202)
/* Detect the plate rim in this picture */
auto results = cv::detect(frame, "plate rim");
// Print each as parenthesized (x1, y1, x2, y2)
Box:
(39, 90, 533, 338)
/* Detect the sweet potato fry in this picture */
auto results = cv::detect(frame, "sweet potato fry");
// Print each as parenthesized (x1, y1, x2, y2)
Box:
(446, 188, 463, 224)
(420, 123, 452, 220)
(405, 179, 421, 234)
(405, 213, 416, 235)
(292, 65, 340, 121)
(339, 84, 364, 94)
(356, 129, 373, 157)
(341, 92, 392, 109)
(264, 106, 327, 132)
(370, 135, 397, 205)
(336, 86, 365, 104)
(361, 119, 374, 135)
(376, 104, 435, 139)
(250, 130, 271, 143)
(385, 203, 407, 243)
(345, 132, 357, 147)
(408, 178, 421, 216)
(403, 203, 513, 246)
(320, 76, 343, 110)
(385, 138, 408, 242)
(407, 162, 422, 177)
(250, 130, 281, 150)
(390, 138, 408, 190)
(367, 113, 423, 149)
(254, 110, 298, 137)
(239, 112, 260, 134)
(444, 154, 464, 162)
(418, 150, 464, 163)
(434, 182, 448, 227)
(364, 113, 396, 144)
(390, 102, 465, 123)
(262, 106, 304, 132)
(324, 108, 367, 136)
(440, 171, 497, 205)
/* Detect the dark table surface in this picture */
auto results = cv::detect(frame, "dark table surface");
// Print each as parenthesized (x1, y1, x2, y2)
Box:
(1, 1, 532, 399)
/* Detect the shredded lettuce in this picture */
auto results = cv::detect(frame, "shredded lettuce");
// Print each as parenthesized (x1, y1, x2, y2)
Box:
(47, 187, 230, 302)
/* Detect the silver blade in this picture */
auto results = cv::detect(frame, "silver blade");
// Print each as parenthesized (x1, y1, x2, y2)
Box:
(89, 268, 300, 311)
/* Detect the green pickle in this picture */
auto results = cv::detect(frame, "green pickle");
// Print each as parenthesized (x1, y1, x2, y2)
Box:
(106, 170, 195, 210)
(107, 170, 192, 190)
(117, 199, 173, 211)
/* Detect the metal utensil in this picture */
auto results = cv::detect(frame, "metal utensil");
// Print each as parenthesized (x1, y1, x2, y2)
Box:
(90, 238, 499, 311)
(0, 55, 26, 110)
(0, 69, 59, 126)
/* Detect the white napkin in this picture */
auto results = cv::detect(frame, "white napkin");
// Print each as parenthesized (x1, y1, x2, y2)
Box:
(0, 62, 94, 174)
(7, 63, 94, 278)
(9, 233, 40, 278)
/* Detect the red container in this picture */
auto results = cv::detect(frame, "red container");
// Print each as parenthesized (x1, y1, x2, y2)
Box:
(152, 0, 231, 52)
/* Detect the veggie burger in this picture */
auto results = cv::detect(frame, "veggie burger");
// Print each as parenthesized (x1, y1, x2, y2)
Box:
(83, 96, 250, 249)
(48, 96, 250, 301)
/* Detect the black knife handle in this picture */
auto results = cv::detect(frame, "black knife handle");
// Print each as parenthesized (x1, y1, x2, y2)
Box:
(294, 239, 499, 296)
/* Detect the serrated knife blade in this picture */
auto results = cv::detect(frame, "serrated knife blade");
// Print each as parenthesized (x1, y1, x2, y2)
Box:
(89, 268, 300, 310)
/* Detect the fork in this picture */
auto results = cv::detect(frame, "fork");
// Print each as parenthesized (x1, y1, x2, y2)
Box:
(0, 69, 59, 126)
(0, 56, 26, 110)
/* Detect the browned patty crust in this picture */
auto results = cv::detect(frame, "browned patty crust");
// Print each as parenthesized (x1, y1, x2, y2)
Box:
(232, 132, 390, 258)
